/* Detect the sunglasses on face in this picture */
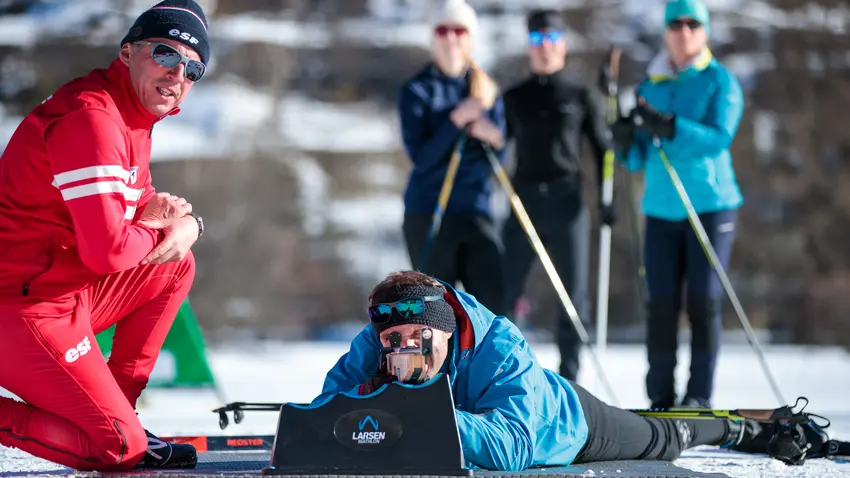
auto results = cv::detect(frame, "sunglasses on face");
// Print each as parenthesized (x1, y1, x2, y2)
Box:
(435, 25, 468, 37)
(529, 30, 563, 46)
(667, 19, 702, 31)
(135, 41, 206, 82)
(369, 295, 445, 324)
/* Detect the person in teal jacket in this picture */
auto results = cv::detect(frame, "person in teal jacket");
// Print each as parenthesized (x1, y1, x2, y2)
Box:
(306, 270, 805, 471)
(611, 0, 744, 410)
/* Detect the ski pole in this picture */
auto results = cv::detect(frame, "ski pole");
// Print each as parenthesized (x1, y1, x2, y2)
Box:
(621, 171, 647, 319)
(483, 143, 620, 406)
(213, 402, 283, 430)
(653, 136, 786, 406)
(420, 135, 466, 271)
(595, 46, 622, 353)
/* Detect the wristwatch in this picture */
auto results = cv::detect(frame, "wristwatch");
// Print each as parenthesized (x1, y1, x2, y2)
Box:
(188, 212, 204, 238)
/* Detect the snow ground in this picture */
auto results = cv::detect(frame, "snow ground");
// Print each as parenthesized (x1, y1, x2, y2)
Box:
(2, 342, 849, 477)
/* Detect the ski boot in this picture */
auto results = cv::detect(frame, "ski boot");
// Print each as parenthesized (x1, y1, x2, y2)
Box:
(649, 391, 677, 410)
(134, 429, 198, 469)
(680, 396, 712, 408)
(722, 405, 831, 465)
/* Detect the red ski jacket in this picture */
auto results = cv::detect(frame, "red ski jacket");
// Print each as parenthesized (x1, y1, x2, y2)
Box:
(0, 59, 179, 313)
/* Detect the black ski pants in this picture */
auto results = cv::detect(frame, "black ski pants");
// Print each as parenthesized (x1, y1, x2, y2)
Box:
(403, 213, 507, 317)
(502, 179, 590, 381)
(572, 380, 733, 463)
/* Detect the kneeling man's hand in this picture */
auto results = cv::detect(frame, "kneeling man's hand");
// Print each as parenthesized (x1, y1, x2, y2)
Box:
(140, 216, 199, 265)
(137, 192, 192, 228)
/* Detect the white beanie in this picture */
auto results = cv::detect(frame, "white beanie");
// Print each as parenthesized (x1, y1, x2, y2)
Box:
(432, 0, 479, 37)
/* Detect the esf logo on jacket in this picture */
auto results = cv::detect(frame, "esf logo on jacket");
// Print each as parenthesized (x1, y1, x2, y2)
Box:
(65, 336, 92, 363)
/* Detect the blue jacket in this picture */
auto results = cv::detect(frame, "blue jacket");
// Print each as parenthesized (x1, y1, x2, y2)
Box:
(310, 284, 588, 471)
(398, 64, 507, 217)
(619, 49, 744, 221)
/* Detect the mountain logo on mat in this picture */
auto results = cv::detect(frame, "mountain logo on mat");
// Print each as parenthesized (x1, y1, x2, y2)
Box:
(334, 409, 403, 450)
(358, 416, 379, 431)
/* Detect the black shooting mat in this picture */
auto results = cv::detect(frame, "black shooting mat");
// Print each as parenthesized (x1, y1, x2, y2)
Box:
(52, 451, 730, 478)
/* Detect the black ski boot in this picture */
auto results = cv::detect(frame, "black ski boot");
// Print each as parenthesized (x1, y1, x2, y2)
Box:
(798, 418, 834, 460)
(649, 391, 677, 410)
(134, 429, 198, 469)
(723, 416, 831, 465)
(680, 396, 712, 408)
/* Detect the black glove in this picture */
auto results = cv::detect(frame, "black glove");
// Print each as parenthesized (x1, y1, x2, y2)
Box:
(360, 372, 396, 395)
(358, 352, 397, 395)
(600, 203, 616, 226)
(597, 61, 615, 96)
(610, 116, 636, 156)
(631, 103, 675, 139)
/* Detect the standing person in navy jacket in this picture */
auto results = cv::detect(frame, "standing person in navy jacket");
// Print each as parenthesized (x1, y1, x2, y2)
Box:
(612, 0, 745, 409)
(398, 0, 508, 316)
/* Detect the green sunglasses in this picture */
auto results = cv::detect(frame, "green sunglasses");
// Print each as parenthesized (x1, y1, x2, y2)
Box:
(369, 295, 444, 324)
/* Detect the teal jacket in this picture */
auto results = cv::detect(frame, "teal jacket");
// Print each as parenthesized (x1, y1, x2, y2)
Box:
(619, 49, 744, 221)
(310, 284, 589, 471)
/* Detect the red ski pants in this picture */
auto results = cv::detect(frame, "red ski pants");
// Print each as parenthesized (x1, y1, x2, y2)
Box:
(0, 252, 195, 471)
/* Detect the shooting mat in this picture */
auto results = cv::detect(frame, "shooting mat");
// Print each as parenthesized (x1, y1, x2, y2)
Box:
(62, 451, 730, 478)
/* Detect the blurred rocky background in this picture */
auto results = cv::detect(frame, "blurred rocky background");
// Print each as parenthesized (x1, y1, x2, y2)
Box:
(0, 0, 847, 346)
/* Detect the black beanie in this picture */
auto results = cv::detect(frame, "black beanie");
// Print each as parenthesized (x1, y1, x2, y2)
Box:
(527, 9, 566, 32)
(121, 0, 210, 66)
(370, 284, 457, 335)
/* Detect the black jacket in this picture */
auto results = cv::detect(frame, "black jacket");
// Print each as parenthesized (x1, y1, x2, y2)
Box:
(503, 69, 610, 188)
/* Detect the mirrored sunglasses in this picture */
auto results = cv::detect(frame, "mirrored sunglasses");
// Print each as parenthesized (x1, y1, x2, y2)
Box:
(529, 30, 563, 46)
(667, 19, 702, 31)
(136, 41, 206, 82)
(368, 295, 445, 324)
(435, 25, 468, 37)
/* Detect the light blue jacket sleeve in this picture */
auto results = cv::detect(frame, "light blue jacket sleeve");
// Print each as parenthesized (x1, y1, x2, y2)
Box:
(662, 71, 744, 158)
(310, 325, 382, 406)
(454, 341, 537, 471)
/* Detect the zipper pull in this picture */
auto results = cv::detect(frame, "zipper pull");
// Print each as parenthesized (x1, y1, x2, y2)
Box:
(150, 110, 171, 138)
(22, 283, 28, 296)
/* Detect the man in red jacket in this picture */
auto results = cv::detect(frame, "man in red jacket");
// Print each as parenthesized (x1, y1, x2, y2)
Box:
(0, 0, 209, 471)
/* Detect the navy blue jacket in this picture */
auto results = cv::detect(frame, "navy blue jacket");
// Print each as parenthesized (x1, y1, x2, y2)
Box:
(398, 64, 507, 217)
